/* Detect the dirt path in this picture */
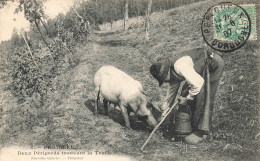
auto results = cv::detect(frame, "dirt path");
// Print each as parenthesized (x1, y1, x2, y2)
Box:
(38, 34, 172, 160)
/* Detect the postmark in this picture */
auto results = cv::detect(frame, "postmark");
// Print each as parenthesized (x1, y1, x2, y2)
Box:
(201, 2, 252, 52)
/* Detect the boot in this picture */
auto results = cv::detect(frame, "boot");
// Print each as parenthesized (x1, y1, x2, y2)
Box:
(184, 133, 203, 145)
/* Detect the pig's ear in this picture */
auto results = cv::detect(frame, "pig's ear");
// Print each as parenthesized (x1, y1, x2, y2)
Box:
(146, 100, 153, 109)
(147, 98, 163, 112)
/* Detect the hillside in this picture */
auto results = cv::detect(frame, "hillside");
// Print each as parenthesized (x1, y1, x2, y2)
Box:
(0, 0, 259, 161)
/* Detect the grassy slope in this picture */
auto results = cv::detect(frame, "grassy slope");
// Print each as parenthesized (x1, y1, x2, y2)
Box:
(0, 0, 259, 161)
(87, 0, 260, 160)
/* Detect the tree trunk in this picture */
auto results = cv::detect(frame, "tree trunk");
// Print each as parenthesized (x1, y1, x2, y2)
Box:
(145, 0, 152, 42)
(34, 20, 55, 59)
(40, 18, 55, 43)
(34, 20, 53, 59)
(147, 0, 152, 15)
(136, 0, 140, 26)
(35, 20, 49, 48)
(159, 0, 162, 11)
(124, 0, 128, 30)
(137, 0, 139, 16)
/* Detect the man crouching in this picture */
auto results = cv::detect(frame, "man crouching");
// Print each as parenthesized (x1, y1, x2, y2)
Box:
(149, 47, 224, 145)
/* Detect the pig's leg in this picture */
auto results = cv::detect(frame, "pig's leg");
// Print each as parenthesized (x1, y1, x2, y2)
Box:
(120, 102, 131, 129)
(94, 89, 100, 116)
(126, 106, 131, 116)
(103, 99, 109, 116)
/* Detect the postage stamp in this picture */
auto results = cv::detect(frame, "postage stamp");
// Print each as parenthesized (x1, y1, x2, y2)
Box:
(201, 2, 253, 52)
(240, 4, 257, 40)
(213, 4, 257, 41)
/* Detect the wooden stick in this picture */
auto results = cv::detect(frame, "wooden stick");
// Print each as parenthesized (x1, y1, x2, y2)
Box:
(21, 31, 39, 69)
(140, 100, 179, 151)
(72, 7, 83, 19)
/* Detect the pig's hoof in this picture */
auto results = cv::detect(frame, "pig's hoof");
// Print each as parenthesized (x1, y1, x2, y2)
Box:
(105, 114, 111, 118)
(126, 126, 132, 130)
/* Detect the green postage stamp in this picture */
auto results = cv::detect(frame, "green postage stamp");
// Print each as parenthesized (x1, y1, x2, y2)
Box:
(202, 2, 255, 52)
(213, 4, 257, 41)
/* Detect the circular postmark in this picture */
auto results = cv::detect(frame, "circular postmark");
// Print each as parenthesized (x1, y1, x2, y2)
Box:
(201, 2, 251, 52)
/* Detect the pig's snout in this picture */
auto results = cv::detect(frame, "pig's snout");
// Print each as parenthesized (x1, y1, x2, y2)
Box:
(146, 114, 158, 128)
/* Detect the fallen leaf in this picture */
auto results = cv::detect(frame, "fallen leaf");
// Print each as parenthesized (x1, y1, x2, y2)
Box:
(223, 144, 230, 151)
(255, 133, 260, 139)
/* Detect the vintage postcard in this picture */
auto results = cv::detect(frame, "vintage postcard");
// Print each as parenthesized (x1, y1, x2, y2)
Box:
(0, 0, 259, 161)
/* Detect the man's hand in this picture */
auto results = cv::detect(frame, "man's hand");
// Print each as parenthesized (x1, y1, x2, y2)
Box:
(178, 96, 190, 105)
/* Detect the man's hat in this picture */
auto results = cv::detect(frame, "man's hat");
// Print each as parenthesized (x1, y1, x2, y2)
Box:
(150, 57, 171, 87)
